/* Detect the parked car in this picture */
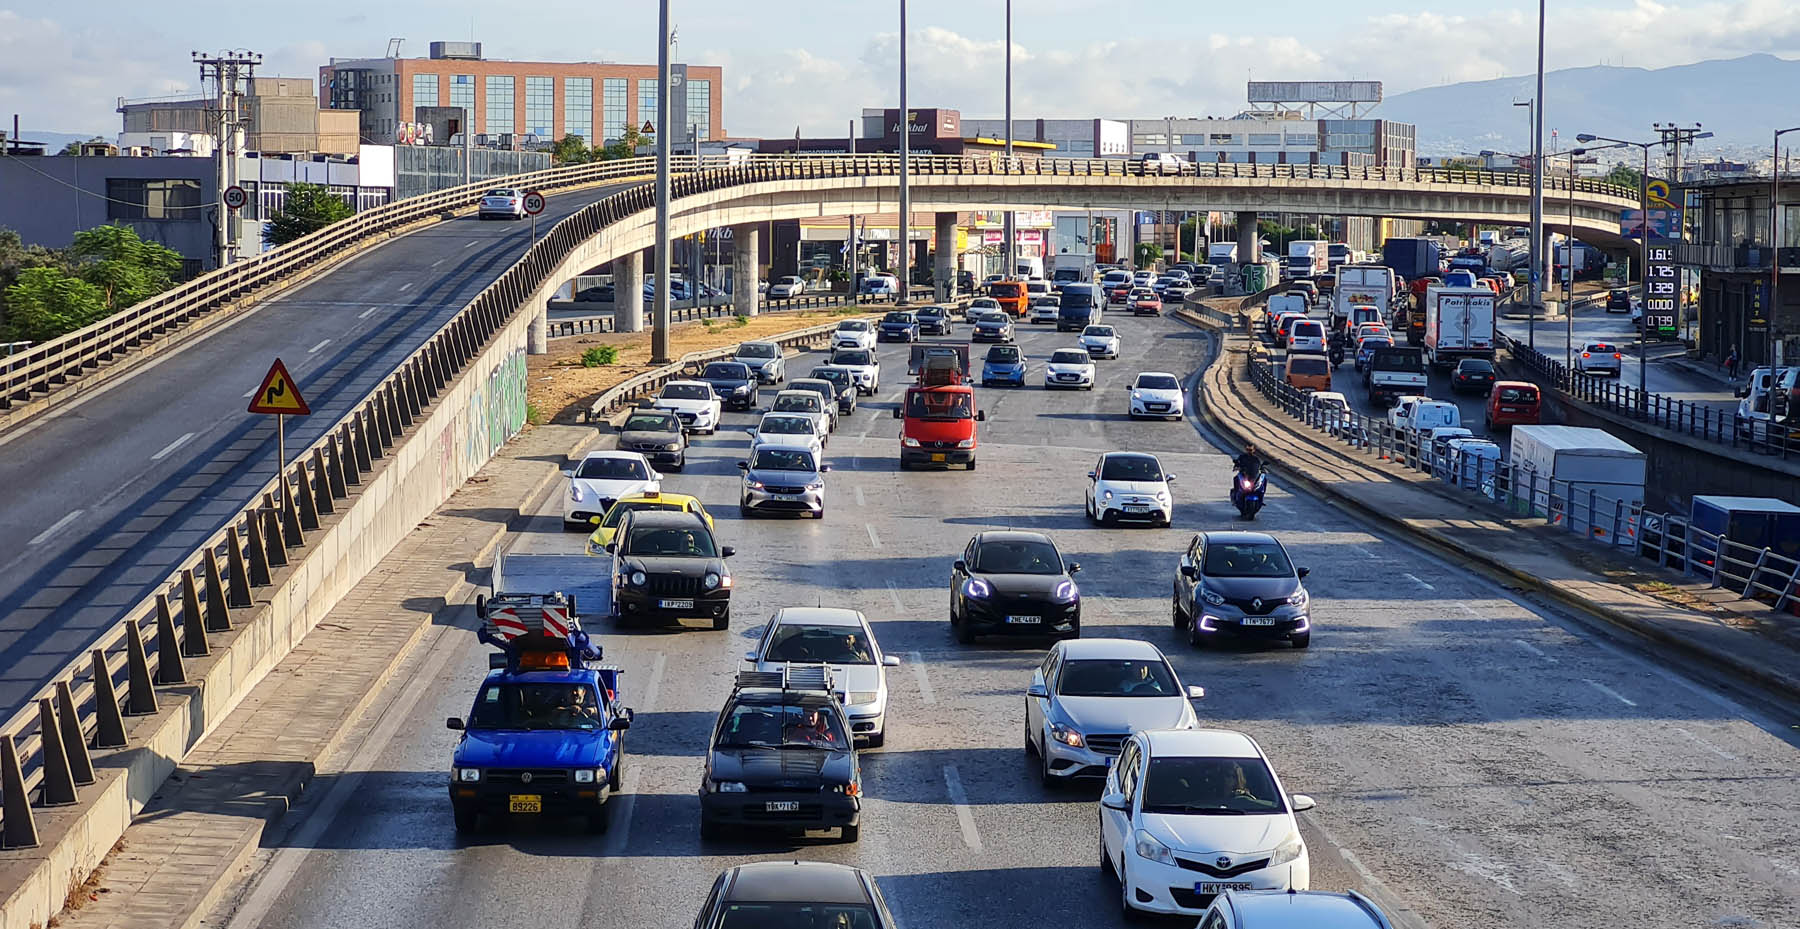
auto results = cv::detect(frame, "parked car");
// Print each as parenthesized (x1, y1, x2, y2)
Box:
(767, 276, 806, 299)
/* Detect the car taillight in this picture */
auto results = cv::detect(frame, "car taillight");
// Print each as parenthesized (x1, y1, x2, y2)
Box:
(1582, 352, 1590, 358)
(1613, 353, 1622, 359)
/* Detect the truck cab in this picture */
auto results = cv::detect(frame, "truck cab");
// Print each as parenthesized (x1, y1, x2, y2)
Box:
(989, 279, 1028, 318)
(894, 344, 985, 470)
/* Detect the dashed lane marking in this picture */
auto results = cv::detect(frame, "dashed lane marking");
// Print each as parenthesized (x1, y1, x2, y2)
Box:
(1404, 573, 1436, 590)
(1511, 639, 1556, 662)
(855, 486, 866, 507)
(29, 510, 84, 546)
(942, 765, 983, 851)
(865, 523, 882, 549)
(358, 306, 379, 319)
(398, 281, 414, 292)
(884, 579, 905, 613)
(308, 339, 331, 354)
(1583, 678, 1637, 707)
(907, 651, 935, 704)
(151, 432, 196, 462)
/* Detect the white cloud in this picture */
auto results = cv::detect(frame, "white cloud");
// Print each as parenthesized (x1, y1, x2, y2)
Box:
(0, 11, 192, 135)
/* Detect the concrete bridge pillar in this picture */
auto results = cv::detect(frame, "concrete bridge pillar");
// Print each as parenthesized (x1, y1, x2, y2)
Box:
(616, 250, 645, 333)
(935, 212, 958, 303)
(528, 308, 548, 354)
(732, 225, 761, 317)
(1236, 211, 1261, 265)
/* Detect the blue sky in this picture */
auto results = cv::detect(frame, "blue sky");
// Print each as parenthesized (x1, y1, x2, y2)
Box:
(4, 0, 1797, 140)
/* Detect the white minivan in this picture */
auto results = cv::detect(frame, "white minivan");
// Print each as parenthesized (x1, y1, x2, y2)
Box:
(1388, 397, 1461, 437)
(1287, 318, 1327, 354)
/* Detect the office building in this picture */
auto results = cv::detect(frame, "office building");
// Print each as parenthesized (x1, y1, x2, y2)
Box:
(116, 78, 360, 156)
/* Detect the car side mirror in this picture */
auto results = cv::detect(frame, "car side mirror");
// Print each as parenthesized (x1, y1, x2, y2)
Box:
(744, 651, 758, 662)
(1186, 685, 1206, 700)
(1180, 565, 1198, 579)
(1165, 474, 1176, 483)
(1297, 566, 1311, 579)
(883, 655, 902, 668)
(609, 715, 632, 731)
(1290, 794, 1316, 812)
(1101, 792, 1130, 811)
(892, 408, 902, 419)
(737, 461, 749, 470)
(953, 559, 968, 573)
(604, 543, 616, 554)
(819, 464, 833, 472)
(721, 546, 736, 558)
(1026, 683, 1049, 699)
(976, 410, 986, 422)
(1067, 562, 1081, 574)
(445, 717, 465, 731)
(1087, 470, 1097, 480)
(561, 469, 573, 477)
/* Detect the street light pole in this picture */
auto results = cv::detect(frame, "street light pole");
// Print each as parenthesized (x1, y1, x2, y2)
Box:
(1516, 100, 1536, 347)
(1773, 127, 1800, 373)
(1003, 0, 1014, 282)
(651, 0, 673, 363)
(897, 0, 911, 305)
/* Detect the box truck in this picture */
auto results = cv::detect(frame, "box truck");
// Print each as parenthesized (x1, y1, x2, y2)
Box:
(1509, 425, 1646, 544)
(1285, 240, 1328, 279)
(1421, 285, 1497, 370)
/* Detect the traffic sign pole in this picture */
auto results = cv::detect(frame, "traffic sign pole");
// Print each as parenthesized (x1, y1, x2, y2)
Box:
(276, 414, 285, 506)
(247, 358, 311, 508)
(522, 190, 546, 246)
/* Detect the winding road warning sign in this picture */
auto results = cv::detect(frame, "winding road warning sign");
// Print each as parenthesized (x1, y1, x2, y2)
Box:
(247, 358, 310, 416)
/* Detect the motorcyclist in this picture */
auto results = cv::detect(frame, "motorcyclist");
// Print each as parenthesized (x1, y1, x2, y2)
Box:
(1233, 443, 1263, 479)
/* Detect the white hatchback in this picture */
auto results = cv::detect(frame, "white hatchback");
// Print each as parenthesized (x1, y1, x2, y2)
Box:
(562, 450, 661, 529)
(1080, 325, 1122, 359)
(1128, 372, 1184, 420)
(833, 319, 877, 351)
(652, 380, 723, 434)
(1044, 348, 1096, 390)
(1101, 728, 1313, 918)
(1085, 450, 1175, 527)
(1575, 341, 1623, 377)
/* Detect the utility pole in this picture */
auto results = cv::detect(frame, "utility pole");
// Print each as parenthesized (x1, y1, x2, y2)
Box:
(1775, 126, 1800, 372)
(194, 50, 260, 269)
(1531, 0, 1546, 337)
(848, 119, 858, 296)
(1003, 0, 1014, 282)
(897, 0, 911, 304)
(651, 0, 673, 363)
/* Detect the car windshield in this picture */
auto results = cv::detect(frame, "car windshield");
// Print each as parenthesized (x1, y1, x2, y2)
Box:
(600, 499, 683, 528)
(774, 394, 821, 412)
(971, 299, 998, 308)
(987, 346, 1021, 362)
(1289, 357, 1329, 376)
(1372, 348, 1425, 372)
(973, 539, 1063, 575)
(977, 315, 1007, 326)
(1058, 659, 1178, 697)
(1457, 360, 1495, 373)
(760, 416, 813, 435)
(765, 623, 875, 664)
(1313, 396, 1346, 412)
(839, 321, 870, 332)
(753, 448, 818, 472)
(1100, 455, 1164, 482)
(702, 363, 749, 379)
(832, 350, 872, 366)
(1202, 541, 1294, 578)
(1292, 321, 1322, 335)
(1136, 375, 1179, 390)
(661, 384, 711, 401)
(1360, 338, 1392, 352)
(1588, 343, 1615, 353)
(778, 277, 801, 285)
(811, 368, 850, 387)
(623, 525, 717, 556)
(737, 343, 778, 359)
(1497, 386, 1538, 403)
(718, 701, 849, 750)
(1084, 326, 1115, 337)
(918, 307, 944, 318)
(905, 391, 973, 420)
(718, 906, 879, 929)
(1050, 350, 1090, 365)
(883, 312, 913, 323)
(484, 189, 517, 198)
(469, 682, 603, 731)
(991, 283, 1022, 297)
(1132, 290, 1156, 299)
(576, 456, 649, 480)
(622, 413, 679, 434)
(1141, 756, 1286, 814)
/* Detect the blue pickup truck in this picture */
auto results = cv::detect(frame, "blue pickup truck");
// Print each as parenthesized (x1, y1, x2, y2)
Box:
(450, 579, 632, 834)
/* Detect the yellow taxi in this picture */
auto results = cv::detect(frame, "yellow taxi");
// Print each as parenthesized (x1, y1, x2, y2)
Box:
(585, 491, 716, 555)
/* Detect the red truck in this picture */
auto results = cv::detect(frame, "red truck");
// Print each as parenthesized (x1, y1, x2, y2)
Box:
(893, 344, 985, 470)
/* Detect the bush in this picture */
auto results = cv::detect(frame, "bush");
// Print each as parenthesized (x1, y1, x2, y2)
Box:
(580, 345, 618, 367)
(732, 314, 749, 327)
(526, 402, 544, 426)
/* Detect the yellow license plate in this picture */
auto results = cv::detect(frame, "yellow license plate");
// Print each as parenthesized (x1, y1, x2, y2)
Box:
(931, 453, 946, 462)
(509, 794, 542, 813)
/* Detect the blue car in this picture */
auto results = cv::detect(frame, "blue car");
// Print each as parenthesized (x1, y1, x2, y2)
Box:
(449, 596, 633, 834)
(1355, 337, 1392, 373)
(981, 344, 1027, 386)
(878, 310, 920, 342)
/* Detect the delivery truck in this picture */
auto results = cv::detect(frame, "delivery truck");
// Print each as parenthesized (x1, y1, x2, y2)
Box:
(1509, 425, 1646, 544)
(1421, 285, 1497, 371)
(1285, 240, 1328, 279)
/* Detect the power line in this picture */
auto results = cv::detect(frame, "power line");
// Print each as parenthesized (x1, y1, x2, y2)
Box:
(0, 150, 213, 211)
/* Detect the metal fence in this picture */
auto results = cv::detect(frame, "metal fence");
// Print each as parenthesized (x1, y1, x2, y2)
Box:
(1237, 325, 1800, 622)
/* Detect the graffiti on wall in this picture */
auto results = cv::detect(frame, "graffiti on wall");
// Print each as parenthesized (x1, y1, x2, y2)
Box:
(462, 344, 529, 471)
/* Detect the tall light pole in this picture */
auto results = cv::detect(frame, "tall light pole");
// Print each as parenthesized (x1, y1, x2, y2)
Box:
(651, 0, 673, 363)
(1774, 126, 1800, 372)
(1002, 0, 1014, 281)
(1579, 133, 1655, 401)
(848, 119, 858, 293)
(1531, 0, 1546, 339)
(897, 0, 911, 305)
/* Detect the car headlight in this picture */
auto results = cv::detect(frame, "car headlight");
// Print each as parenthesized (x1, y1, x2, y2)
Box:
(1054, 580, 1078, 602)
(1200, 587, 1225, 606)
(955, 439, 974, 449)
(1050, 723, 1085, 747)
(965, 577, 992, 599)
(805, 480, 825, 490)
(455, 767, 481, 783)
(746, 479, 766, 490)
(662, 442, 681, 450)
(1101, 490, 1113, 501)
(1288, 588, 1309, 607)
(902, 437, 921, 447)
(701, 572, 722, 590)
(848, 691, 878, 706)
(733, 385, 750, 394)
(1134, 830, 1176, 865)
(1269, 835, 1305, 866)
(1155, 491, 1169, 502)
(629, 570, 648, 586)
(830, 781, 862, 797)
(713, 780, 747, 793)
(587, 539, 606, 556)
(574, 769, 598, 784)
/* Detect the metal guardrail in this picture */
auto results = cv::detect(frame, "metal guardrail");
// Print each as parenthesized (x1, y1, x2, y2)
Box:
(0, 152, 1639, 422)
(547, 292, 905, 339)
(1237, 317, 1800, 622)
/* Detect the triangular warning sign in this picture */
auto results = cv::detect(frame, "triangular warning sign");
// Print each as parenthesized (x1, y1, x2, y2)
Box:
(247, 358, 311, 416)
(640, 120, 655, 134)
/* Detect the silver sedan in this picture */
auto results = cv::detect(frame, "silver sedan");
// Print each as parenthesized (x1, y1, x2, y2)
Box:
(1024, 637, 1203, 786)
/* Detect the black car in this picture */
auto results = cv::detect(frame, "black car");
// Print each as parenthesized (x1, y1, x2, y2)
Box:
(1171, 531, 1311, 649)
(1606, 288, 1632, 312)
(607, 510, 734, 629)
(914, 305, 953, 336)
(808, 366, 859, 414)
(949, 531, 1081, 643)
(697, 361, 760, 411)
(877, 311, 919, 342)
(699, 667, 861, 842)
(1450, 357, 1497, 394)
(616, 409, 687, 471)
(693, 862, 895, 929)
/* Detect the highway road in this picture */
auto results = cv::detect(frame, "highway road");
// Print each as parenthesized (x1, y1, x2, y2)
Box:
(0, 180, 639, 719)
(209, 312, 1800, 929)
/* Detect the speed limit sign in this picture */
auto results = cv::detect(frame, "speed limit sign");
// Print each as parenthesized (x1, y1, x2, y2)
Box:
(522, 190, 546, 215)
(223, 185, 248, 210)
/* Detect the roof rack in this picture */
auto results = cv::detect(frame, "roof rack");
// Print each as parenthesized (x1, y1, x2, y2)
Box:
(734, 663, 837, 698)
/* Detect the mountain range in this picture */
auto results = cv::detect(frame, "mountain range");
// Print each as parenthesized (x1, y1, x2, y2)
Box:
(1377, 54, 1800, 158)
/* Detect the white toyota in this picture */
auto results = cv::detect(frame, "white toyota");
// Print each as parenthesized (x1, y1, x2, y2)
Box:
(562, 450, 661, 530)
(745, 607, 902, 746)
(1128, 371, 1185, 420)
(651, 380, 723, 434)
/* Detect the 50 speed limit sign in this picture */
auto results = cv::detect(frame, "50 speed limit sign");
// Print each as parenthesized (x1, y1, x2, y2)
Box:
(223, 185, 248, 210)
(522, 190, 546, 215)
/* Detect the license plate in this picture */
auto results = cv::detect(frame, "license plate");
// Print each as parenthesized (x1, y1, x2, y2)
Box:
(1006, 615, 1041, 624)
(765, 801, 800, 812)
(1124, 505, 1150, 512)
(659, 598, 695, 610)
(930, 453, 946, 462)
(1241, 616, 1277, 626)
(509, 794, 542, 814)
(1197, 882, 1253, 894)
(772, 493, 800, 501)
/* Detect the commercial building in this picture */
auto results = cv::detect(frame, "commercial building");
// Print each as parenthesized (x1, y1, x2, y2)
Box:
(318, 41, 723, 148)
(116, 77, 360, 156)
(1677, 175, 1800, 366)
(950, 118, 1130, 159)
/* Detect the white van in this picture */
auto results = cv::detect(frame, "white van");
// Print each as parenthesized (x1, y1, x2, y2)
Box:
(1388, 397, 1461, 436)
(1140, 152, 1186, 175)
(1287, 318, 1327, 354)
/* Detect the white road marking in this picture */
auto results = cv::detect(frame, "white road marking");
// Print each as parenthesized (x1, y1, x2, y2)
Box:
(151, 432, 196, 462)
(307, 339, 331, 354)
(865, 523, 882, 549)
(1403, 573, 1435, 590)
(1352, 545, 1381, 559)
(942, 765, 983, 851)
(463, 240, 479, 249)
(1511, 639, 1556, 662)
(1671, 726, 1737, 761)
(398, 281, 415, 292)
(430, 258, 445, 268)
(907, 651, 935, 705)
(358, 306, 378, 319)
(1304, 818, 1432, 929)
(854, 486, 866, 507)
(641, 651, 667, 709)
(1583, 678, 1638, 707)
(884, 579, 905, 613)
(29, 510, 84, 546)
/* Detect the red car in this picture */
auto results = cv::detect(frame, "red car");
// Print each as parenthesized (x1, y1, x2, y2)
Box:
(1485, 381, 1541, 429)
(1131, 290, 1162, 316)
(1109, 283, 1132, 305)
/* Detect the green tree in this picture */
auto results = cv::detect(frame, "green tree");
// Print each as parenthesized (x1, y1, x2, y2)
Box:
(57, 137, 107, 156)
(598, 127, 649, 161)
(69, 225, 182, 312)
(550, 134, 593, 165)
(3, 267, 107, 342)
(1134, 242, 1163, 268)
(1605, 164, 1644, 192)
(264, 183, 354, 246)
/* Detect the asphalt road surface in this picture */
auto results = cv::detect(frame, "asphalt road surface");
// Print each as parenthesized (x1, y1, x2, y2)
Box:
(0, 181, 637, 719)
(208, 312, 1800, 929)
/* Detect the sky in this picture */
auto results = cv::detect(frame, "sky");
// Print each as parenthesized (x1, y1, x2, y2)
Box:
(4, 0, 1798, 140)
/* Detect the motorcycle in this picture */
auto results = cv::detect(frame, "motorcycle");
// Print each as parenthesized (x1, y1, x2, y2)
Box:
(1230, 470, 1267, 520)
(1328, 344, 1345, 368)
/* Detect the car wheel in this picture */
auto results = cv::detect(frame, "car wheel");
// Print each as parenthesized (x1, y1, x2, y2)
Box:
(1291, 632, 1312, 649)
(900, 459, 913, 471)
(739, 504, 754, 519)
(1100, 509, 1117, 527)
(586, 804, 611, 834)
(1188, 612, 1210, 648)
(866, 731, 885, 748)
(712, 608, 730, 632)
(1119, 856, 1139, 922)
(1039, 741, 1058, 789)
(842, 823, 860, 843)
(699, 817, 722, 841)
(1171, 587, 1188, 629)
(609, 758, 623, 791)
(966, 458, 976, 471)
(1066, 616, 1081, 638)
(1025, 720, 1037, 757)
(452, 805, 478, 834)
(813, 505, 826, 520)
(954, 609, 975, 645)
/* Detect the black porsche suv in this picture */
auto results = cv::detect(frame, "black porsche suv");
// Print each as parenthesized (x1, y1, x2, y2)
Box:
(606, 510, 734, 629)
(699, 666, 861, 842)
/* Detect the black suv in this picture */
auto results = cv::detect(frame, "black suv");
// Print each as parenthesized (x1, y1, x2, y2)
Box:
(606, 510, 734, 629)
(699, 666, 861, 842)
(696, 361, 759, 411)
(949, 531, 1081, 643)
(693, 862, 895, 929)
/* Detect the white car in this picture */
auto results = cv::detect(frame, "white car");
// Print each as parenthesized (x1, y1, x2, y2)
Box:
(733, 340, 786, 384)
(1080, 325, 1122, 359)
(1287, 318, 1327, 354)
(1085, 450, 1175, 527)
(477, 188, 526, 220)
(1576, 341, 1623, 377)
(767, 276, 806, 299)
(1029, 300, 1062, 325)
(562, 450, 661, 530)
(967, 296, 1002, 317)
(769, 390, 832, 443)
(1133, 271, 1155, 287)
(827, 347, 880, 394)
(747, 411, 826, 460)
(745, 607, 902, 746)
(1045, 348, 1096, 390)
(1387, 397, 1460, 436)
(1128, 371, 1185, 420)
(1198, 889, 1394, 929)
(1101, 728, 1314, 918)
(652, 380, 723, 434)
(833, 319, 878, 351)
(1025, 638, 1202, 786)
